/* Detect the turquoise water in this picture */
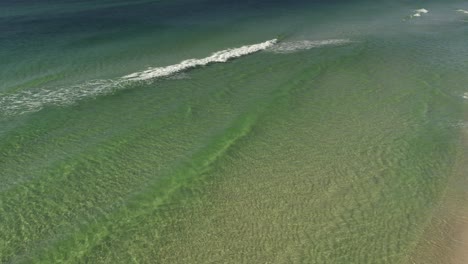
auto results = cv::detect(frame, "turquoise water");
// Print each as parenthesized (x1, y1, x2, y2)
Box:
(1, 0, 468, 263)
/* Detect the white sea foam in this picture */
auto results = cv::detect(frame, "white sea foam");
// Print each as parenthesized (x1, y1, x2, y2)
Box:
(457, 9, 468, 14)
(0, 39, 277, 117)
(269, 39, 351, 54)
(463, 92, 468, 99)
(122, 39, 277, 81)
(410, 8, 429, 18)
(416, 8, 428, 14)
(0, 79, 127, 116)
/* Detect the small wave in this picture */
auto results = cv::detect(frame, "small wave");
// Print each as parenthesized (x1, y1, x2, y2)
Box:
(463, 92, 468, 99)
(410, 8, 429, 18)
(0, 39, 277, 117)
(457, 9, 468, 14)
(269, 39, 351, 54)
(122, 39, 277, 81)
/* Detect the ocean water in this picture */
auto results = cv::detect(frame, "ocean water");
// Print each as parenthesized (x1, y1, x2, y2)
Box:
(1, 0, 468, 263)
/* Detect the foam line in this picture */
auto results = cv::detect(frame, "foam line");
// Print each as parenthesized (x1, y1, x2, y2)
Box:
(457, 9, 468, 14)
(122, 39, 278, 81)
(0, 80, 127, 117)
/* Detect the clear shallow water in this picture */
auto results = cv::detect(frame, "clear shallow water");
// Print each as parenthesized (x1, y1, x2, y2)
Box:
(1, 0, 468, 263)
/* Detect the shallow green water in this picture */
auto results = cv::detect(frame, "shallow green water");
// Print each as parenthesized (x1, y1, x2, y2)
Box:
(1, 0, 468, 263)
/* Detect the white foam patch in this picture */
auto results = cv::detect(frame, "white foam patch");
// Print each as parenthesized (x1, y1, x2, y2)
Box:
(0, 39, 277, 117)
(457, 9, 468, 14)
(410, 8, 429, 18)
(0, 79, 127, 116)
(269, 39, 351, 54)
(463, 92, 468, 99)
(416, 8, 429, 14)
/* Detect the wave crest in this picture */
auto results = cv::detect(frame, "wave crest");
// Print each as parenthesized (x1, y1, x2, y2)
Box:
(122, 39, 277, 81)
(0, 39, 277, 117)
(410, 8, 429, 18)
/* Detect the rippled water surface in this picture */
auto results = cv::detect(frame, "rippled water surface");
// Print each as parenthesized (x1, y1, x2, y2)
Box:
(1, 0, 468, 263)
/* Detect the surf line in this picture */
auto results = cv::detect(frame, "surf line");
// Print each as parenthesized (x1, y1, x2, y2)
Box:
(122, 39, 278, 81)
(0, 39, 278, 117)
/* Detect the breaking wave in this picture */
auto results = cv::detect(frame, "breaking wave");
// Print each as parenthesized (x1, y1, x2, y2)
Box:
(0, 38, 353, 117)
(123, 39, 277, 81)
(0, 39, 277, 117)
